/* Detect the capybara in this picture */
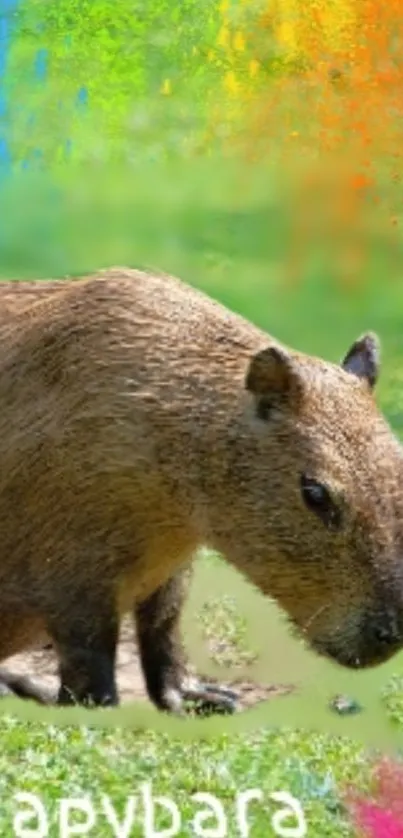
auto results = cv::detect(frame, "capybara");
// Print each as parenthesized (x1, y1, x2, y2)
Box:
(0, 266, 401, 714)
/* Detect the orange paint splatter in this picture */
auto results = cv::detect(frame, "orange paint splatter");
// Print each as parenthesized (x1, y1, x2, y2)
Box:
(209, 0, 403, 287)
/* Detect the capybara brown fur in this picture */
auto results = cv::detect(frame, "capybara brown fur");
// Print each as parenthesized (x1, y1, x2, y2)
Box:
(0, 266, 402, 713)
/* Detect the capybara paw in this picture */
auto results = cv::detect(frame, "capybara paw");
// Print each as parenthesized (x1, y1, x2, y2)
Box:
(181, 681, 239, 716)
(0, 679, 18, 699)
(0, 669, 56, 705)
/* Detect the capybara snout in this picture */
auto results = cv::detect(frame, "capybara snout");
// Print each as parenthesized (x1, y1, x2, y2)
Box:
(210, 331, 403, 669)
(309, 596, 403, 669)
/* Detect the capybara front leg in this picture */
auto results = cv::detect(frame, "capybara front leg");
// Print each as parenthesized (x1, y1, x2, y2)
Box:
(135, 565, 238, 716)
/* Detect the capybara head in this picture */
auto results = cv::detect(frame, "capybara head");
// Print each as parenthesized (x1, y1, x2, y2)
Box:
(222, 332, 403, 670)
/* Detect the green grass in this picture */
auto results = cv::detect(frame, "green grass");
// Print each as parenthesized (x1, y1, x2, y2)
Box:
(0, 717, 375, 836)
(1, 1, 403, 835)
(198, 592, 259, 670)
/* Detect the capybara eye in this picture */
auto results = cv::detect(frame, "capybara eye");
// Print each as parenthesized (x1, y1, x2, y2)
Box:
(300, 474, 342, 531)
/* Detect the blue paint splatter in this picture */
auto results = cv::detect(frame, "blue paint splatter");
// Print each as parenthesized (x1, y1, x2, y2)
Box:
(76, 86, 88, 108)
(34, 47, 48, 81)
(0, 16, 9, 76)
(0, 136, 10, 165)
(0, 0, 20, 172)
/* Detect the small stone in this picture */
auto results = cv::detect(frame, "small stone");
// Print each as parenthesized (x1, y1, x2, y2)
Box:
(329, 694, 363, 716)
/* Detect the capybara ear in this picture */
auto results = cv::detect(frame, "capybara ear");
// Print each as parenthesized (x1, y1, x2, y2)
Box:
(245, 345, 298, 399)
(341, 332, 380, 390)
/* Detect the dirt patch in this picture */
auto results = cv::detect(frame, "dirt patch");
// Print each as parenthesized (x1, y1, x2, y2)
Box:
(0, 615, 291, 712)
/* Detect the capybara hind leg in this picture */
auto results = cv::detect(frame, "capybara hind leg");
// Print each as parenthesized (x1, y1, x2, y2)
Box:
(0, 667, 55, 704)
(47, 595, 119, 708)
(0, 615, 54, 705)
(135, 565, 238, 716)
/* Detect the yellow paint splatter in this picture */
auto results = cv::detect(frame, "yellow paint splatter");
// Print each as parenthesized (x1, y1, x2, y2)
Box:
(217, 26, 230, 49)
(277, 20, 298, 54)
(160, 79, 172, 95)
(224, 70, 240, 95)
(249, 59, 260, 78)
(233, 31, 246, 51)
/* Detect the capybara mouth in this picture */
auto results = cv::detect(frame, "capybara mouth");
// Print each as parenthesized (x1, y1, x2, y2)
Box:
(311, 636, 403, 670)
